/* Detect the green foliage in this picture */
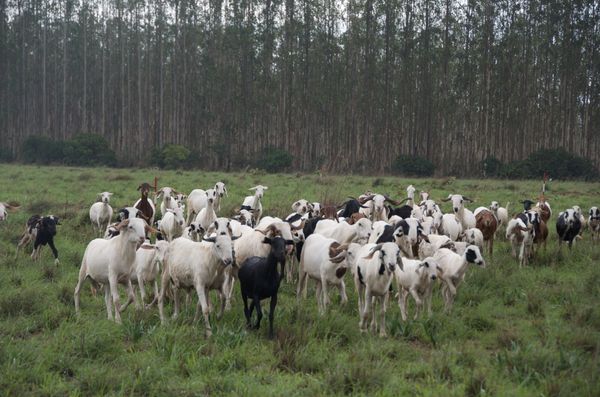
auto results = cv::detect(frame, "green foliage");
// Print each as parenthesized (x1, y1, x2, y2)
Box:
(0, 147, 14, 163)
(21, 134, 116, 166)
(151, 144, 191, 169)
(392, 155, 436, 177)
(255, 146, 293, 173)
(481, 149, 598, 180)
(21, 135, 64, 164)
(62, 134, 117, 166)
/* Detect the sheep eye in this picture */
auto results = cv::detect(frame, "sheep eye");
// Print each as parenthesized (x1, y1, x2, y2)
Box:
(216, 244, 221, 248)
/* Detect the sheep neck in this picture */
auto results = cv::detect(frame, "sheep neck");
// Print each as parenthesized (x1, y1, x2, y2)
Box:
(454, 256, 471, 280)
(115, 232, 138, 265)
(252, 193, 261, 210)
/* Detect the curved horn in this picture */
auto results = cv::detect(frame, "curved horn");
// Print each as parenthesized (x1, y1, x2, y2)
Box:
(115, 219, 130, 230)
(358, 194, 375, 205)
(384, 195, 402, 206)
(291, 220, 306, 231)
(203, 236, 217, 243)
(363, 244, 383, 259)
(231, 234, 242, 240)
(145, 224, 159, 234)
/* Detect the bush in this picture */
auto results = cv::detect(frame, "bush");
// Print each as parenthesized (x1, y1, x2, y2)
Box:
(483, 149, 598, 180)
(391, 155, 435, 177)
(63, 134, 117, 166)
(151, 144, 191, 169)
(0, 147, 14, 162)
(255, 146, 293, 173)
(21, 135, 64, 164)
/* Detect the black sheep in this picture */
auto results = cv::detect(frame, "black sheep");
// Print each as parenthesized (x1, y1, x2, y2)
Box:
(338, 198, 367, 219)
(238, 235, 287, 338)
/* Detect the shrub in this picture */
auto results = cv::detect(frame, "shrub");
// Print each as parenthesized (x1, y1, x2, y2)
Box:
(0, 147, 14, 162)
(484, 149, 598, 180)
(62, 134, 117, 166)
(391, 155, 435, 177)
(151, 144, 191, 169)
(21, 135, 64, 164)
(255, 146, 293, 173)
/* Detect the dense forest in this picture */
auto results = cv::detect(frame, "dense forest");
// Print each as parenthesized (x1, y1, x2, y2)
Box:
(0, 0, 598, 174)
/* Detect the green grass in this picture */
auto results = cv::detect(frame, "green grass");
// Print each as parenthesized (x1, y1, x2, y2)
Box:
(0, 164, 599, 396)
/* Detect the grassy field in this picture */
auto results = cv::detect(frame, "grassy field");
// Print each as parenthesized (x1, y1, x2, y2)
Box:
(0, 164, 599, 396)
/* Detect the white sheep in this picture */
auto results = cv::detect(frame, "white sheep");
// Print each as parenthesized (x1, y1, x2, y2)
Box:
(433, 245, 485, 311)
(156, 187, 181, 216)
(354, 243, 402, 337)
(186, 181, 227, 223)
(89, 192, 114, 235)
(441, 194, 476, 230)
(297, 234, 349, 313)
(159, 207, 186, 241)
(241, 185, 268, 222)
(394, 257, 439, 320)
(418, 234, 453, 259)
(74, 218, 154, 324)
(461, 227, 484, 251)
(314, 218, 372, 245)
(439, 213, 463, 241)
(490, 201, 510, 230)
(506, 214, 535, 267)
(158, 232, 235, 336)
(129, 240, 169, 308)
(194, 189, 218, 232)
(182, 221, 204, 241)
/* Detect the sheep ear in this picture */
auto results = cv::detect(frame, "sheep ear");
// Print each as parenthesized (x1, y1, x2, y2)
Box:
(203, 236, 217, 243)
(441, 195, 452, 202)
(231, 234, 241, 241)
(263, 186, 268, 190)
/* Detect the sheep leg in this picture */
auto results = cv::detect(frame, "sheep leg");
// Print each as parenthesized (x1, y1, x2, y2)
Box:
(172, 286, 180, 319)
(194, 283, 212, 337)
(216, 289, 226, 320)
(15, 233, 31, 258)
(158, 270, 170, 324)
(109, 276, 122, 324)
(47, 238, 59, 265)
(268, 294, 277, 339)
(320, 275, 330, 313)
(359, 288, 372, 332)
(398, 289, 408, 321)
(315, 280, 323, 313)
(104, 284, 113, 320)
(73, 264, 88, 316)
(379, 296, 387, 337)
(286, 255, 294, 284)
(242, 291, 253, 327)
(339, 280, 348, 305)
(296, 265, 307, 302)
(224, 271, 236, 311)
(253, 296, 263, 330)
(138, 276, 147, 306)
(369, 297, 378, 333)
(410, 288, 422, 320)
(146, 280, 159, 309)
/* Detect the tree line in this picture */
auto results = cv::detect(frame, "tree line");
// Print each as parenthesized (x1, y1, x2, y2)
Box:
(0, 0, 598, 175)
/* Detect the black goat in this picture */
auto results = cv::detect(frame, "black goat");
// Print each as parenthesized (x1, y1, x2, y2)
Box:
(238, 235, 287, 338)
(338, 198, 366, 219)
(387, 204, 413, 219)
(556, 209, 582, 250)
(16, 215, 60, 264)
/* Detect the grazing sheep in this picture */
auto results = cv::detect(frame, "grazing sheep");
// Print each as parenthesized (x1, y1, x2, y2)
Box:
(238, 234, 287, 338)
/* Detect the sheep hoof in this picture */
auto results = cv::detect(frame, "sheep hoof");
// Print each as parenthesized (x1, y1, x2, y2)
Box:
(205, 329, 212, 337)
(54, 259, 60, 266)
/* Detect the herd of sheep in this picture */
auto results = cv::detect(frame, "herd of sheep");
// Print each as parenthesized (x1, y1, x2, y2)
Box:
(3, 181, 599, 338)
